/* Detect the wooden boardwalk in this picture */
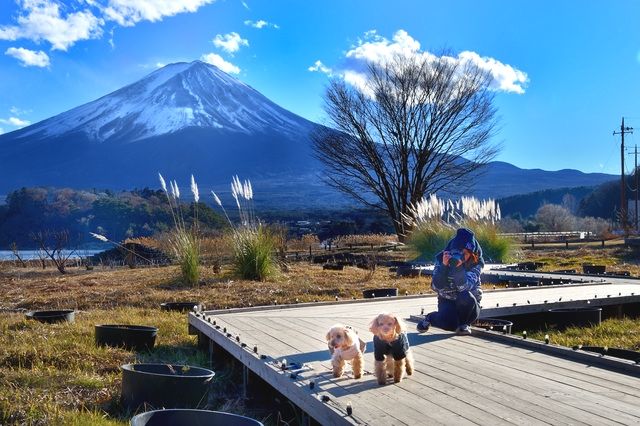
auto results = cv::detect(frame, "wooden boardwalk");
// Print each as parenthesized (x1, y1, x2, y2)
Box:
(189, 277, 640, 425)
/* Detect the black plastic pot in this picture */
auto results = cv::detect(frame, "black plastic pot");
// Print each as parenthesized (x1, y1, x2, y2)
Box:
(160, 302, 201, 312)
(517, 261, 538, 271)
(25, 310, 75, 323)
(580, 346, 640, 363)
(323, 263, 344, 270)
(121, 364, 215, 410)
(582, 264, 606, 274)
(547, 307, 602, 329)
(473, 318, 513, 334)
(95, 325, 158, 351)
(362, 288, 398, 298)
(130, 409, 263, 426)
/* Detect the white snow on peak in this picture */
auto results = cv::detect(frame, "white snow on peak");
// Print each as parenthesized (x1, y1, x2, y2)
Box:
(18, 61, 312, 142)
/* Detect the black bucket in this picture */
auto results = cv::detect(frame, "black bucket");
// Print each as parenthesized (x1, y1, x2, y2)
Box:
(363, 288, 398, 298)
(580, 346, 640, 363)
(323, 263, 344, 270)
(473, 318, 513, 334)
(160, 302, 201, 312)
(95, 325, 158, 351)
(121, 364, 215, 410)
(25, 310, 75, 323)
(582, 264, 606, 274)
(130, 409, 263, 426)
(547, 307, 602, 329)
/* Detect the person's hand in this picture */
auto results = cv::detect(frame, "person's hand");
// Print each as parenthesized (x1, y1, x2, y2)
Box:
(442, 251, 451, 266)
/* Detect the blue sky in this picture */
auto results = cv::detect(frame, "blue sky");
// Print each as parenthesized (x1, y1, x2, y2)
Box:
(1, 0, 640, 175)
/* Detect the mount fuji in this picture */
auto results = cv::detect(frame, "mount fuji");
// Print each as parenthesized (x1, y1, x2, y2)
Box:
(0, 60, 616, 207)
(0, 60, 328, 205)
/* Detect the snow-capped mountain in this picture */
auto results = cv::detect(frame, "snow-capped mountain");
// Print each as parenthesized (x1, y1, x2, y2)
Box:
(17, 61, 311, 143)
(0, 61, 323, 197)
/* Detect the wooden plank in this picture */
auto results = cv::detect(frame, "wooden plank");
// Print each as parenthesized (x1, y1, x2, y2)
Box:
(421, 337, 640, 423)
(449, 332, 640, 391)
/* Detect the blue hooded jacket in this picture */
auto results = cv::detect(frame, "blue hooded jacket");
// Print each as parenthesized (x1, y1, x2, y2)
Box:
(431, 228, 484, 301)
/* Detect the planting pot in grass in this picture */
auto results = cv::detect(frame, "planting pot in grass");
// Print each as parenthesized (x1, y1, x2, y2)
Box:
(582, 264, 606, 274)
(396, 265, 424, 277)
(25, 309, 75, 323)
(547, 307, 602, 329)
(323, 263, 344, 271)
(580, 346, 640, 363)
(121, 364, 215, 411)
(95, 325, 158, 351)
(517, 262, 538, 271)
(130, 409, 263, 426)
(473, 318, 513, 334)
(160, 302, 202, 312)
(363, 288, 398, 298)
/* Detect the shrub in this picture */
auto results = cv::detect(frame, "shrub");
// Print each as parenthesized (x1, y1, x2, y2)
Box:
(406, 194, 514, 263)
(212, 176, 280, 281)
(158, 173, 201, 286)
(232, 225, 279, 281)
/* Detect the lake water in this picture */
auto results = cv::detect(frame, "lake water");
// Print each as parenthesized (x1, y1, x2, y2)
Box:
(0, 250, 105, 261)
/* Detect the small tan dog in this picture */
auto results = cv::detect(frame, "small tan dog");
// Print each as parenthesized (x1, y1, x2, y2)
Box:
(369, 313, 414, 384)
(326, 324, 366, 379)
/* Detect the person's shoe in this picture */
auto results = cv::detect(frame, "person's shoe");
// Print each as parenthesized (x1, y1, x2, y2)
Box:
(416, 317, 430, 333)
(455, 325, 472, 336)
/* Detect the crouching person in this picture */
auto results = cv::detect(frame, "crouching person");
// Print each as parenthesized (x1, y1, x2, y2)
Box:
(417, 228, 484, 336)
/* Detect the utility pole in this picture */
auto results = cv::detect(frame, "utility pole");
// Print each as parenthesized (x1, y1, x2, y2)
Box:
(614, 117, 633, 232)
(629, 145, 639, 232)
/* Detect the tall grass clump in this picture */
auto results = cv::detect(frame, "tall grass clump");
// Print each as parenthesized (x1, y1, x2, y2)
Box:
(159, 173, 201, 286)
(212, 176, 279, 281)
(406, 194, 514, 262)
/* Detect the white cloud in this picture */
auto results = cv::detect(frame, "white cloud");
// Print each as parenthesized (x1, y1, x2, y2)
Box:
(0, 116, 31, 127)
(10, 106, 30, 116)
(0, 0, 216, 55)
(213, 32, 248, 54)
(5, 47, 50, 67)
(241, 1, 249, 10)
(200, 53, 240, 74)
(308, 60, 332, 75)
(338, 29, 528, 95)
(103, 0, 216, 27)
(0, 0, 104, 51)
(0, 128, 4, 135)
(244, 19, 278, 29)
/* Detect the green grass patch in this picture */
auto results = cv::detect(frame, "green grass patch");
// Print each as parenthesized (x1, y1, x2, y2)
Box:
(0, 308, 209, 425)
(527, 317, 640, 351)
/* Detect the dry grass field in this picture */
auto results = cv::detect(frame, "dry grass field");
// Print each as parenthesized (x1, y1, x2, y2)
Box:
(1, 243, 639, 425)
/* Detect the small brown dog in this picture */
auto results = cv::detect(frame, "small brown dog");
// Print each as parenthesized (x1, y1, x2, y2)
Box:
(369, 313, 414, 384)
(326, 324, 366, 379)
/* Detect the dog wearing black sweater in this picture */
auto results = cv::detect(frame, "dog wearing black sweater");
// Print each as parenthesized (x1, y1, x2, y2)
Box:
(369, 312, 414, 384)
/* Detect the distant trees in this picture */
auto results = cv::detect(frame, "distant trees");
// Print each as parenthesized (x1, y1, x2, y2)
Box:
(312, 53, 499, 240)
(534, 203, 609, 235)
(0, 187, 225, 248)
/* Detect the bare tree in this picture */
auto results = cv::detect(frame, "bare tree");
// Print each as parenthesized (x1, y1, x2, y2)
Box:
(30, 230, 76, 274)
(535, 204, 576, 232)
(312, 53, 499, 240)
(10, 242, 27, 268)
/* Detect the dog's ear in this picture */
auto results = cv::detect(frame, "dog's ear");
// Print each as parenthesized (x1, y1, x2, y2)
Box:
(326, 330, 331, 342)
(369, 315, 380, 334)
(394, 315, 406, 334)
